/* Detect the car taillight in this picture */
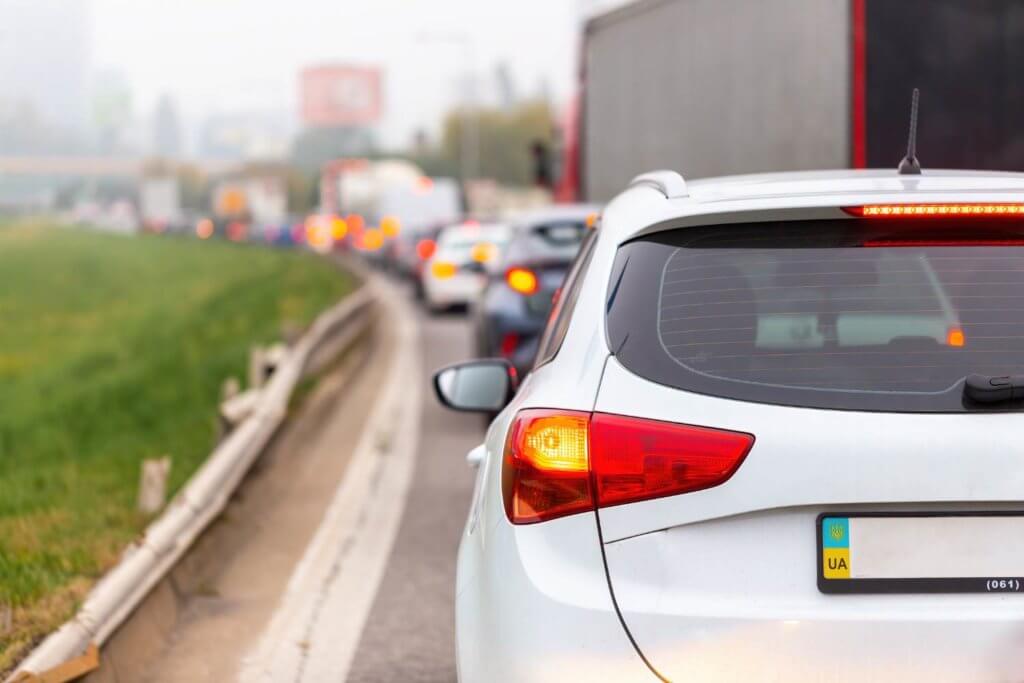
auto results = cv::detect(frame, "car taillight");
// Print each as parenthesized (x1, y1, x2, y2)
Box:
(504, 410, 592, 524)
(416, 238, 436, 260)
(589, 413, 754, 508)
(503, 410, 754, 524)
(499, 332, 519, 357)
(506, 267, 538, 295)
(362, 228, 384, 251)
(471, 242, 497, 263)
(431, 260, 456, 279)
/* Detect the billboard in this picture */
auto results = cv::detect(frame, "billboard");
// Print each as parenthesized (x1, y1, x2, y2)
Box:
(301, 65, 382, 127)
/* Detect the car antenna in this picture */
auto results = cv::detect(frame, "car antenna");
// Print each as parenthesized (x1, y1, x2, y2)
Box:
(897, 88, 922, 175)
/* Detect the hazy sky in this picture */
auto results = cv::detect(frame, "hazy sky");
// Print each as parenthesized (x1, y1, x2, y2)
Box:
(92, 0, 587, 147)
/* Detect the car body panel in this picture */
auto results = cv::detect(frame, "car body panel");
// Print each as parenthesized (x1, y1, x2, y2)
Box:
(422, 267, 486, 309)
(605, 517, 1024, 682)
(455, 353, 653, 681)
(603, 170, 1024, 246)
(456, 509, 653, 682)
(593, 357, 1024, 543)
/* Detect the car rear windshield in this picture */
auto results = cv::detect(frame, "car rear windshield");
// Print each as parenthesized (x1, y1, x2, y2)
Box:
(606, 219, 1024, 412)
(437, 225, 510, 258)
(505, 220, 589, 265)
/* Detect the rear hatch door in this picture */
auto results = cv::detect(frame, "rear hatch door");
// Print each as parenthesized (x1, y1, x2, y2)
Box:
(596, 215, 1024, 681)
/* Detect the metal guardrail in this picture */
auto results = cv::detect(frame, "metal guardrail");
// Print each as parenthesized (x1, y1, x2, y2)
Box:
(8, 284, 375, 682)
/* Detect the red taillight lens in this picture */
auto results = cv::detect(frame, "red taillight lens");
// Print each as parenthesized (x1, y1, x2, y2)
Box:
(503, 410, 755, 524)
(504, 410, 592, 524)
(590, 413, 754, 508)
(506, 267, 539, 295)
(416, 238, 436, 260)
(499, 332, 520, 357)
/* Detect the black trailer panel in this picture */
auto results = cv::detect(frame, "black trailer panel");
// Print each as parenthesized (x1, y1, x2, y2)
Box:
(865, 0, 1024, 171)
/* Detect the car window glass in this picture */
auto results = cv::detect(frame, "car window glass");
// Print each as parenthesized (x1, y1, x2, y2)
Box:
(607, 219, 1024, 412)
(503, 220, 588, 266)
(533, 229, 598, 369)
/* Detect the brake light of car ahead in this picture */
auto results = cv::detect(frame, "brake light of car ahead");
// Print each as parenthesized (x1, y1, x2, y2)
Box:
(505, 266, 539, 296)
(416, 238, 437, 260)
(431, 260, 457, 279)
(503, 410, 755, 524)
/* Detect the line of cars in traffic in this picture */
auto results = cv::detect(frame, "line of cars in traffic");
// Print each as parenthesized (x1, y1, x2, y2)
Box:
(130, 188, 600, 381)
(368, 203, 600, 378)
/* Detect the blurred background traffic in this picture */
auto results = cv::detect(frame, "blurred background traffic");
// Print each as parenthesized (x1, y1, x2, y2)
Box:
(0, 0, 618, 374)
(6, 0, 1024, 676)
(6, 0, 1024, 280)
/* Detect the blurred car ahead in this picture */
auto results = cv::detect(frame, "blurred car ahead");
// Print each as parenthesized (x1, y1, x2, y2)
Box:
(352, 177, 463, 271)
(395, 223, 452, 301)
(379, 177, 463, 271)
(473, 204, 600, 376)
(421, 221, 511, 313)
(392, 222, 446, 285)
(436, 168, 1024, 682)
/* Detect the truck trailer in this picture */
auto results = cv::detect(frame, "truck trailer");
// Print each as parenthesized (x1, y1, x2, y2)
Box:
(570, 0, 1024, 201)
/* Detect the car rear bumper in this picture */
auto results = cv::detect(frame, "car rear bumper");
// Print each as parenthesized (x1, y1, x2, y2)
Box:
(603, 612, 1024, 682)
(423, 272, 484, 308)
(455, 511, 656, 682)
(604, 508, 1024, 682)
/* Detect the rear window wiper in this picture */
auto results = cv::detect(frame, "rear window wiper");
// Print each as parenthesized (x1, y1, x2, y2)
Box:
(963, 374, 1024, 404)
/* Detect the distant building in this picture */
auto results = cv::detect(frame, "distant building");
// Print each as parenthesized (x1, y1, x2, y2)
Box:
(91, 70, 135, 153)
(153, 95, 183, 158)
(199, 111, 293, 161)
(0, 0, 92, 132)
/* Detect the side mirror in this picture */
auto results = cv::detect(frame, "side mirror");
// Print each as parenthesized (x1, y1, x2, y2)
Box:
(433, 359, 518, 413)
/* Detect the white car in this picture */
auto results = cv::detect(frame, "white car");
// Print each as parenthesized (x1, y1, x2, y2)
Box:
(422, 221, 511, 313)
(434, 168, 1024, 682)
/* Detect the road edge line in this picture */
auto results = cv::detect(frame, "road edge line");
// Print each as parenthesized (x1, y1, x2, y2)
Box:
(236, 274, 423, 683)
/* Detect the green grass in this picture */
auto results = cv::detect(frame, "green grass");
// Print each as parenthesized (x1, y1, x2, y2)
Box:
(0, 222, 354, 665)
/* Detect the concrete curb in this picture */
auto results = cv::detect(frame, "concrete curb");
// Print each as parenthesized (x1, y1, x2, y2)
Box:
(8, 282, 375, 682)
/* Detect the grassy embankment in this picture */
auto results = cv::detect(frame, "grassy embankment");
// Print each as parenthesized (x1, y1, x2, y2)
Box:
(0, 222, 354, 669)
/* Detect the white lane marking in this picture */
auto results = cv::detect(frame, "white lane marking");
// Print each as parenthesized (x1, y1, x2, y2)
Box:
(237, 280, 422, 683)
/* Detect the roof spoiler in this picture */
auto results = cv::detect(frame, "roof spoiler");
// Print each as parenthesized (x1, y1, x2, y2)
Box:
(629, 170, 688, 199)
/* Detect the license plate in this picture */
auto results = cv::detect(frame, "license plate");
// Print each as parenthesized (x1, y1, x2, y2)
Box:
(817, 513, 1024, 594)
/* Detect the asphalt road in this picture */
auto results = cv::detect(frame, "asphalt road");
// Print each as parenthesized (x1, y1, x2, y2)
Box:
(346, 306, 484, 683)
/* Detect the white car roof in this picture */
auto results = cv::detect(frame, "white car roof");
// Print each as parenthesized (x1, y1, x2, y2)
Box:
(686, 168, 1024, 201)
(603, 168, 1024, 245)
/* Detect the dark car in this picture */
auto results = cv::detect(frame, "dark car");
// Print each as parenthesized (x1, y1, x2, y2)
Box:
(473, 205, 600, 376)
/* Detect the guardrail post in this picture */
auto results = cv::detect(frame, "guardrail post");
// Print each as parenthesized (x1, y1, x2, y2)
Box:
(138, 457, 171, 515)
